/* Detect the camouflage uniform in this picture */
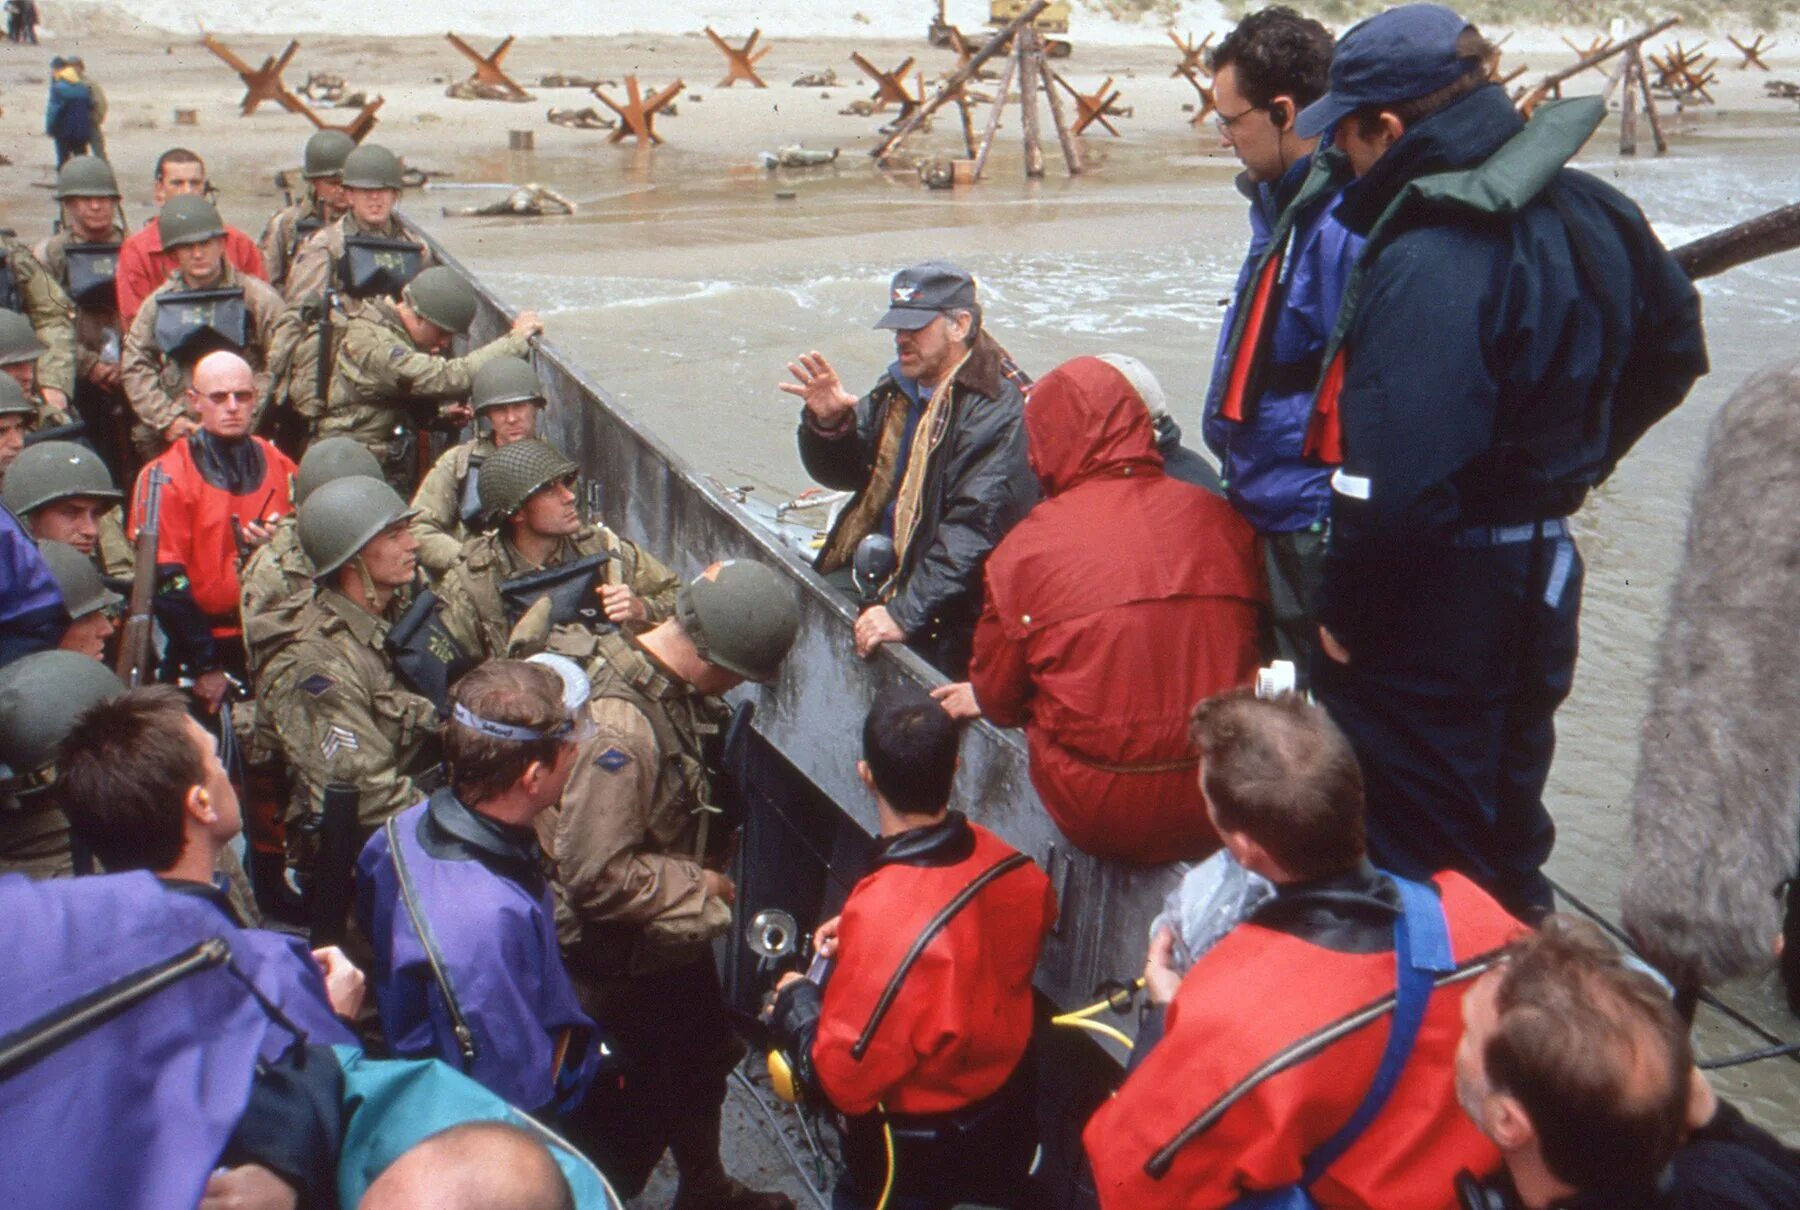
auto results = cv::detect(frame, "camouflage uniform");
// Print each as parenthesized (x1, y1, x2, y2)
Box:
(409, 434, 496, 576)
(439, 524, 679, 661)
(1, 236, 77, 399)
(325, 297, 529, 468)
(258, 197, 333, 295)
(239, 515, 313, 681)
(0, 800, 76, 880)
(119, 262, 285, 451)
(258, 587, 441, 829)
(283, 213, 436, 306)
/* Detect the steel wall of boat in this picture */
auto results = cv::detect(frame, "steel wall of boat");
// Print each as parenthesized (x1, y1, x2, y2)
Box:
(422, 231, 1179, 1032)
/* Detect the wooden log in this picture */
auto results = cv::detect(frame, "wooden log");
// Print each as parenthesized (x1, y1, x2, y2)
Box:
(1634, 48, 1668, 155)
(1620, 53, 1639, 155)
(870, 0, 1048, 162)
(1522, 15, 1680, 104)
(972, 52, 1018, 181)
(1019, 32, 1045, 179)
(1037, 48, 1082, 175)
(1672, 201, 1800, 281)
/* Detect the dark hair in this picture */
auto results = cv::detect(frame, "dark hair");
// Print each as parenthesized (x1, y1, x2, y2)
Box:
(1485, 915, 1691, 1194)
(56, 685, 204, 873)
(1209, 6, 1336, 115)
(446, 660, 569, 806)
(1351, 27, 1498, 137)
(862, 686, 959, 816)
(155, 147, 204, 181)
(1188, 689, 1364, 879)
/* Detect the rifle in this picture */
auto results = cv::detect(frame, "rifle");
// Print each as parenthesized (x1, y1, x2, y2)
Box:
(115, 466, 167, 687)
(313, 287, 338, 407)
(301, 782, 360, 948)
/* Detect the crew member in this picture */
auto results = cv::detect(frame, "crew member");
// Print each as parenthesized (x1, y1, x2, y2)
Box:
(284, 142, 436, 305)
(356, 659, 601, 1118)
(0, 502, 63, 669)
(44, 56, 93, 165)
(0, 307, 73, 430)
(439, 438, 678, 661)
(412, 354, 547, 575)
(1455, 914, 1800, 1209)
(36, 538, 120, 659)
(1083, 689, 1524, 1207)
(360, 1122, 588, 1210)
(543, 560, 799, 1208)
(261, 129, 355, 293)
(1112, 353, 1221, 492)
(933, 355, 1263, 863)
(325, 264, 541, 488)
(0, 649, 121, 876)
(130, 350, 295, 712)
(770, 687, 1055, 1209)
(33, 155, 132, 476)
(783, 261, 1035, 676)
(1201, 6, 1359, 666)
(114, 147, 266, 326)
(1, 438, 133, 578)
(1295, 6, 1707, 918)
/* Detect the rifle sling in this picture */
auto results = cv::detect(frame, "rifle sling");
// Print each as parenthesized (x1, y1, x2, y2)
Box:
(385, 815, 480, 1066)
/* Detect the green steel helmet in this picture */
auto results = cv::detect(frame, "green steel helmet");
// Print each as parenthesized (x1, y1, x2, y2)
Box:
(0, 651, 122, 798)
(675, 559, 801, 684)
(478, 438, 577, 519)
(38, 539, 123, 620)
(302, 129, 357, 180)
(299, 476, 419, 577)
(340, 143, 404, 190)
(54, 154, 121, 199)
(0, 375, 33, 418)
(158, 195, 226, 250)
(0, 309, 46, 367)
(402, 266, 479, 336)
(1, 441, 123, 516)
(294, 435, 383, 505)
(471, 356, 546, 413)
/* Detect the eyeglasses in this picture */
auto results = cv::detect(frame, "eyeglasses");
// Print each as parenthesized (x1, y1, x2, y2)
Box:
(1213, 103, 1267, 134)
(202, 389, 258, 405)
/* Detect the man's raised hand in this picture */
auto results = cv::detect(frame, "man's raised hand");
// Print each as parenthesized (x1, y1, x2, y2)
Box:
(780, 351, 857, 425)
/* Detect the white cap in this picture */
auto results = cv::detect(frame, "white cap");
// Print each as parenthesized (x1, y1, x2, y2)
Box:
(1095, 353, 1169, 421)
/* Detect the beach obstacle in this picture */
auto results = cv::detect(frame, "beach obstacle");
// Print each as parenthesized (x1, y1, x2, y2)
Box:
(1177, 62, 1216, 125)
(704, 27, 771, 88)
(313, 95, 385, 143)
(1561, 35, 1614, 77)
(1730, 34, 1775, 71)
(1168, 30, 1212, 79)
(200, 34, 312, 118)
(445, 32, 533, 102)
(851, 53, 924, 119)
(592, 76, 684, 145)
(1052, 71, 1126, 137)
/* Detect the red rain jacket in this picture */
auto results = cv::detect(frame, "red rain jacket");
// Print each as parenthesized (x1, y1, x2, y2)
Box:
(969, 356, 1265, 863)
(1083, 871, 1523, 1209)
(812, 817, 1056, 1116)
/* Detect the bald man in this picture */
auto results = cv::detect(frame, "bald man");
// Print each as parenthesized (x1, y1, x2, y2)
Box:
(131, 350, 295, 709)
(361, 1122, 576, 1210)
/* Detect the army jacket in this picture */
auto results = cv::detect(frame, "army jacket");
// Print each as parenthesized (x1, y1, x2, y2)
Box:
(409, 435, 496, 576)
(536, 629, 734, 978)
(283, 213, 436, 306)
(239, 516, 313, 681)
(258, 197, 333, 294)
(96, 507, 134, 580)
(439, 523, 679, 661)
(120, 262, 285, 436)
(1, 237, 76, 399)
(0, 796, 74, 880)
(260, 587, 440, 828)
(325, 299, 529, 462)
(35, 224, 126, 383)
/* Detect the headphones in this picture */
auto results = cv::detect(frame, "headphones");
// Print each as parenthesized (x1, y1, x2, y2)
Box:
(1273, 100, 1293, 131)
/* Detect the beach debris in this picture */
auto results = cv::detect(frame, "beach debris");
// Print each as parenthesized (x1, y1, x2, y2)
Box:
(920, 159, 955, 189)
(591, 75, 684, 145)
(760, 145, 840, 169)
(540, 72, 607, 89)
(1730, 34, 1775, 71)
(444, 32, 533, 102)
(546, 106, 616, 130)
(1051, 70, 1128, 137)
(704, 26, 771, 89)
(793, 69, 838, 88)
(1767, 80, 1800, 106)
(441, 184, 576, 218)
(199, 33, 310, 118)
(299, 71, 346, 103)
(174, 107, 198, 126)
(850, 52, 924, 119)
(1169, 30, 1212, 80)
(508, 130, 534, 151)
(838, 99, 878, 116)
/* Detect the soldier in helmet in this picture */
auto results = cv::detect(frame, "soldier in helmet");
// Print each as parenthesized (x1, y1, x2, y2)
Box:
(411, 355, 546, 575)
(0, 308, 74, 431)
(121, 195, 285, 460)
(438, 438, 678, 661)
(260, 130, 355, 294)
(0, 230, 75, 418)
(326, 265, 542, 488)
(115, 148, 267, 327)
(2, 439, 133, 578)
(33, 155, 131, 475)
(0, 377, 36, 484)
(284, 142, 436, 306)
(37, 538, 121, 659)
(546, 559, 800, 1210)
(0, 649, 123, 877)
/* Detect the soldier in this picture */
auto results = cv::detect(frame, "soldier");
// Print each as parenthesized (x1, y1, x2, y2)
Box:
(544, 559, 800, 1208)
(37, 538, 121, 659)
(121, 196, 284, 460)
(0, 377, 34, 484)
(0, 308, 73, 430)
(439, 438, 678, 662)
(411, 355, 546, 575)
(326, 265, 541, 488)
(115, 147, 266, 326)
(33, 155, 131, 476)
(261, 130, 355, 294)
(1, 231, 76, 415)
(0, 649, 122, 878)
(284, 142, 436, 306)
(1, 439, 133, 578)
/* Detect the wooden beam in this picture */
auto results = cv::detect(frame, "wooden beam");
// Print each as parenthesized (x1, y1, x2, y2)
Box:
(592, 75, 683, 145)
(1037, 48, 1082, 174)
(869, 0, 1048, 163)
(972, 52, 1018, 181)
(1671, 200, 1800, 280)
(704, 27, 771, 89)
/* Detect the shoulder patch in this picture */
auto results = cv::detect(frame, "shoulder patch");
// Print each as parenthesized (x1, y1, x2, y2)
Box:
(593, 747, 632, 773)
(321, 725, 359, 759)
(299, 673, 336, 697)
(388, 345, 408, 361)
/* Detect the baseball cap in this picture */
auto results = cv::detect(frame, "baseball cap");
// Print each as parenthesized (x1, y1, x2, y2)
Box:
(1296, 4, 1480, 140)
(874, 261, 979, 332)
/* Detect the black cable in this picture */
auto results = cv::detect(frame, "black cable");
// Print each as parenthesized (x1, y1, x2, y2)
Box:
(730, 1064, 831, 1210)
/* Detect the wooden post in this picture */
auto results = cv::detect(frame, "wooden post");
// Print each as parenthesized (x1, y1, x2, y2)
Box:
(1671, 200, 1800, 280)
(1518, 16, 1680, 114)
(957, 96, 978, 159)
(1634, 48, 1668, 154)
(1620, 52, 1639, 155)
(1019, 29, 1045, 179)
(869, 0, 1048, 163)
(1037, 50, 1082, 174)
(508, 129, 535, 151)
(972, 53, 1018, 180)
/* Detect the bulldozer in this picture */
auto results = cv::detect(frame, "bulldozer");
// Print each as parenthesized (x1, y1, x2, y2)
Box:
(928, 1, 1073, 58)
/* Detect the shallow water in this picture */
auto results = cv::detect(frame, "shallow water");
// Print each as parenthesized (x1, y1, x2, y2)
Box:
(420, 109, 1800, 1137)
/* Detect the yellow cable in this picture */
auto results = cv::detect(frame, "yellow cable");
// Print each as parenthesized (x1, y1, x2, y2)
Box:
(875, 1102, 896, 1210)
(1051, 1013, 1136, 1049)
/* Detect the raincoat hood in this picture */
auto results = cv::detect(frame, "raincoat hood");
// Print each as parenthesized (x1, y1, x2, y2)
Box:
(1025, 356, 1163, 497)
